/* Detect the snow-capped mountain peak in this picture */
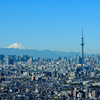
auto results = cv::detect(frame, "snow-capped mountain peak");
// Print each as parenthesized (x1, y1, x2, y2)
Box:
(6, 43, 26, 49)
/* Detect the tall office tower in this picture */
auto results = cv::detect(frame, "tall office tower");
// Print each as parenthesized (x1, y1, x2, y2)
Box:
(6, 56, 10, 65)
(0, 54, 4, 65)
(81, 27, 84, 67)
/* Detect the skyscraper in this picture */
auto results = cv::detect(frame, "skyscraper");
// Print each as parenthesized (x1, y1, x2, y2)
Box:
(81, 27, 84, 67)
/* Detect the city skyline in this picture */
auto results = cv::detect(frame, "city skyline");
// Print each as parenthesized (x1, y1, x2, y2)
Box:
(0, 0, 100, 54)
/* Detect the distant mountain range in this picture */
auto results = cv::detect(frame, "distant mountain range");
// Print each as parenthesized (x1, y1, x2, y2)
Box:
(0, 48, 81, 58)
(0, 43, 92, 58)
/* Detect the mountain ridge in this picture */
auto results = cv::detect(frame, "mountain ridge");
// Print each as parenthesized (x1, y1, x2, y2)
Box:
(0, 48, 91, 58)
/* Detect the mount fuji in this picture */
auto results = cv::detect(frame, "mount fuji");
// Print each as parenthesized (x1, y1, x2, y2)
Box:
(6, 43, 26, 49)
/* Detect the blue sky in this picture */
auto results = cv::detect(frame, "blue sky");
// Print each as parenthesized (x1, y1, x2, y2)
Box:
(0, 0, 100, 54)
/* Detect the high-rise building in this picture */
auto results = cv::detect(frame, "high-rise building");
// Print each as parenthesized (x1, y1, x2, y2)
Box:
(81, 27, 84, 67)
(0, 54, 4, 65)
(6, 56, 10, 65)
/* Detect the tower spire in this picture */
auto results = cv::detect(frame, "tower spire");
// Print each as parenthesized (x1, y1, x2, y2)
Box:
(82, 27, 83, 37)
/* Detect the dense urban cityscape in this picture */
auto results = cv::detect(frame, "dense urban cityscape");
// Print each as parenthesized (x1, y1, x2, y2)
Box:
(1, 0, 100, 99)
(0, 33, 100, 100)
